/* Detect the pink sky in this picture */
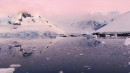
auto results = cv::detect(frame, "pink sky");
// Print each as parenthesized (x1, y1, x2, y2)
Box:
(0, 0, 130, 15)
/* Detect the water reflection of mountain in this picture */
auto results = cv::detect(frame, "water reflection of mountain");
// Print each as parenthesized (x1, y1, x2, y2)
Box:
(0, 37, 130, 73)
(0, 37, 61, 58)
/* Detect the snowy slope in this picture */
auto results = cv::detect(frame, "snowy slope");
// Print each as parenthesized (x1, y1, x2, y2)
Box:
(96, 11, 130, 33)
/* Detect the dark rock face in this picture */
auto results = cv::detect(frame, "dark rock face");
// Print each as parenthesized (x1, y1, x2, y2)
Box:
(23, 52, 33, 57)
(13, 23, 21, 25)
(87, 21, 107, 30)
(8, 21, 12, 24)
(19, 18, 22, 22)
(32, 19, 35, 22)
(22, 12, 32, 18)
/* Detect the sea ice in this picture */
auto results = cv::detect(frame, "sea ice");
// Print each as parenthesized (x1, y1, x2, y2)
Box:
(10, 64, 21, 68)
(0, 68, 15, 73)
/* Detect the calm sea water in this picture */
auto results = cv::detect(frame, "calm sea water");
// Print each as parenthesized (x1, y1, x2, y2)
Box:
(0, 37, 130, 73)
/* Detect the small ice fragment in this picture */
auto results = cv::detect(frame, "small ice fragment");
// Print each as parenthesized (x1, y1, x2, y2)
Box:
(101, 41, 105, 44)
(79, 53, 84, 56)
(46, 58, 51, 60)
(10, 64, 21, 68)
(124, 38, 130, 46)
(66, 53, 71, 55)
(83, 65, 91, 70)
(32, 49, 37, 51)
(88, 68, 91, 70)
(123, 52, 127, 55)
(84, 66, 90, 68)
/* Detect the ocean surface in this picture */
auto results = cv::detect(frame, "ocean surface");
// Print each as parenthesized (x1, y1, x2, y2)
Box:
(0, 37, 130, 73)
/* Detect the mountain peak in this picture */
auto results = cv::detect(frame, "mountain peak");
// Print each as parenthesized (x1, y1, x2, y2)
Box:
(0, 11, 65, 34)
(8, 11, 48, 26)
(18, 11, 32, 18)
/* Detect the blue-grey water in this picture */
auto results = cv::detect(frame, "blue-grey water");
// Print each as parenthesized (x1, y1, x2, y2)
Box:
(0, 37, 130, 73)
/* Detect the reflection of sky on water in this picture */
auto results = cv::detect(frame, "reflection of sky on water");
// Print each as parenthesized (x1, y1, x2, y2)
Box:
(0, 37, 130, 73)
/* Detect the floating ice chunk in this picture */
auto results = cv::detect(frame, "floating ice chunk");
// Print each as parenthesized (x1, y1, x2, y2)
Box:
(123, 52, 127, 55)
(128, 62, 130, 65)
(83, 65, 91, 70)
(46, 58, 51, 60)
(10, 64, 21, 68)
(0, 68, 15, 73)
(79, 53, 84, 56)
(32, 49, 37, 51)
(101, 41, 105, 44)
(124, 38, 130, 46)
(87, 68, 91, 70)
(59, 71, 63, 73)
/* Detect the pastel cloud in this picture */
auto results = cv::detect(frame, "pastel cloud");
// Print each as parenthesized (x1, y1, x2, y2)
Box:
(0, 0, 130, 15)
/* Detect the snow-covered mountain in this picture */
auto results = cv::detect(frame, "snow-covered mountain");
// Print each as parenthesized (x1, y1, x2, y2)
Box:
(0, 11, 64, 34)
(0, 11, 65, 39)
(51, 12, 120, 34)
(0, 11, 120, 35)
(96, 11, 130, 33)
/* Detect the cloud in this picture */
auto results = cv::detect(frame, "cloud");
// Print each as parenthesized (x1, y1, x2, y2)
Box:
(0, 0, 130, 16)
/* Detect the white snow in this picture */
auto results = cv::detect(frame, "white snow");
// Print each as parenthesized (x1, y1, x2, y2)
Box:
(96, 11, 130, 33)
(124, 38, 130, 46)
